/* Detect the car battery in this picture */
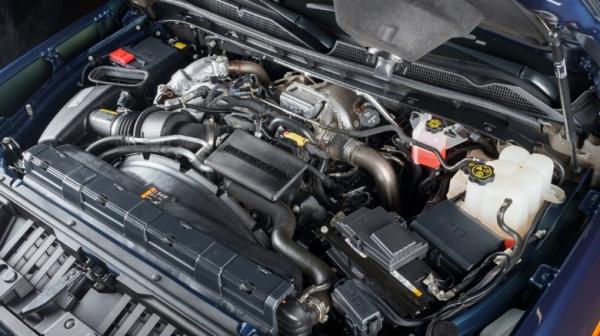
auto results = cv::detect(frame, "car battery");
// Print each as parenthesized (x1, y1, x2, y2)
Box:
(107, 37, 188, 87)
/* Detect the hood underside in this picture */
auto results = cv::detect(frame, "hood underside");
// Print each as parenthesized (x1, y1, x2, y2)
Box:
(332, 0, 548, 62)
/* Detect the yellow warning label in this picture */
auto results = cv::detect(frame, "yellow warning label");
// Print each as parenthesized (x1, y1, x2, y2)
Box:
(140, 186, 169, 205)
(140, 187, 157, 199)
(282, 131, 309, 148)
(174, 41, 187, 50)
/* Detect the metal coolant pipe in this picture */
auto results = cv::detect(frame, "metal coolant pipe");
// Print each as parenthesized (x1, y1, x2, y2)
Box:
(319, 131, 402, 213)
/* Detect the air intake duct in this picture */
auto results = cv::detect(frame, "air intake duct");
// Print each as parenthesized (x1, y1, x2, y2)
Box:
(87, 106, 223, 148)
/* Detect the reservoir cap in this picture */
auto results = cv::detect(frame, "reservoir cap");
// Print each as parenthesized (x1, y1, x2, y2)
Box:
(425, 118, 444, 133)
(467, 163, 495, 185)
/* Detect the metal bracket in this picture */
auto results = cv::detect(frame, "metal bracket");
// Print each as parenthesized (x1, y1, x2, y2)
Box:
(130, 0, 156, 19)
(529, 264, 558, 290)
(21, 268, 84, 315)
(579, 190, 600, 216)
(40, 47, 63, 74)
(367, 48, 404, 81)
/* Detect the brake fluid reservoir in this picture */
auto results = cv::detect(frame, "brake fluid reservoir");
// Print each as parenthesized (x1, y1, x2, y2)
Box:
(455, 146, 565, 240)
(412, 117, 447, 168)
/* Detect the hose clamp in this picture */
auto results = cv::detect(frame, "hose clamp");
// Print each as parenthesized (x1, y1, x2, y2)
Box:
(305, 297, 329, 323)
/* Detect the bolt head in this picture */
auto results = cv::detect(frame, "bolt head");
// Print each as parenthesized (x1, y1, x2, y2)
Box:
(151, 274, 161, 281)
(2, 269, 17, 283)
(64, 319, 75, 329)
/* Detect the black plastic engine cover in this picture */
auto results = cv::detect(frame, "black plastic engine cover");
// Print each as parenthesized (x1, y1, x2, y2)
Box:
(205, 130, 307, 201)
(21, 144, 298, 331)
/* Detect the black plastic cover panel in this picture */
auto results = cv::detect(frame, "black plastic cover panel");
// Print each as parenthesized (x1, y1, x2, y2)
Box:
(22, 144, 294, 331)
(205, 129, 307, 201)
(332, 280, 383, 336)
(333, 0, 483, 62)
(411, 201, 502, 275)
(335, 207, 428, 272)
(38, 85, 120, 145)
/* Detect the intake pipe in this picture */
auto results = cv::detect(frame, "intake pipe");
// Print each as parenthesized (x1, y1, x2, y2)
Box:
(227, 183, 332, 335)
(227, 60, 271, 86)
(319, 131, 402, 213)
(227, 183, 333, 286)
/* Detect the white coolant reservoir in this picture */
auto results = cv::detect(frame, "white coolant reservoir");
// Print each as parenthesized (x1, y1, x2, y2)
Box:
(411, 116, 448, 168)
(454, 146, 565, 240)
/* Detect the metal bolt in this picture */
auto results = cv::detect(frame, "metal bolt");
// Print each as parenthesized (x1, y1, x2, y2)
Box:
(151, 274, 161, 281)
(155, 30, 162, 37)
(25, 104, 34, 117)
(135, 24, 141, 31)
(66, 220, 76, 227)
(87, 55, 94, 62)
(2, 269, 17, 283)
(320, 226, 329, 234)
(292, 205, 301, 213)
(64, 318, 75, 329)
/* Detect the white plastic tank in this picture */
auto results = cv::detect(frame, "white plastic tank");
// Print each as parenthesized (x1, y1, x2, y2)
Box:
(411, 116, 448, 168)
(450, 146, 565, 240)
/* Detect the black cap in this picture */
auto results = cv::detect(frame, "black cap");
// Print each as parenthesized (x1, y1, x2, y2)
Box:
(425, 118, 444, 133)
(467, 163, 495, 185)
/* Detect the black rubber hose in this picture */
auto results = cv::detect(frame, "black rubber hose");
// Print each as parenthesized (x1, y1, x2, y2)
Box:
(268, 117, 317, 143)
(277, 299, 319, 336)
(218, 96, 275, 115)
(312, 175, 338, 211)
(227, 183, 334, 286)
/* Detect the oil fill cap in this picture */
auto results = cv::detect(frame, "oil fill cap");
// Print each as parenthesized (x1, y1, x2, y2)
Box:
(467, 162, 495, 185)
(425, 117, 444, 133)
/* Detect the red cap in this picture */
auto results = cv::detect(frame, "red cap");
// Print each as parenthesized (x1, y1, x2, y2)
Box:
(504, 239, 515, 250)
(109, 48, 135, 65)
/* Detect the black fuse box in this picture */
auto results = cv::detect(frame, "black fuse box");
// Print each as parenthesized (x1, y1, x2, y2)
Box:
(411, 201, 502, 276)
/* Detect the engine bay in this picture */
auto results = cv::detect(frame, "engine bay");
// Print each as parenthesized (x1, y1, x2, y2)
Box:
(0, 30, 592, 336)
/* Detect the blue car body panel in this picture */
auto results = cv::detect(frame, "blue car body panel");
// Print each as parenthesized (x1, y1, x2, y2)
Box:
(515, 190, 600, 336)
(518, 0, 600, 41)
